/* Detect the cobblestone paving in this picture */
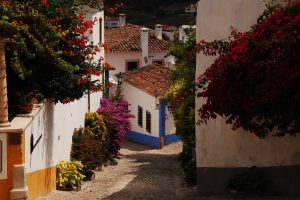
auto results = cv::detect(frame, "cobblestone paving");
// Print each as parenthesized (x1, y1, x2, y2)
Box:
(38, 141, 298, 200)
(38, 141, 183, 200)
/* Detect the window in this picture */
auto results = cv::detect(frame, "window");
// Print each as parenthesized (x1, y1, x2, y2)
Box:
(153, 60, 164, 66)
(126, 60, 139, 71)
(146, 111, 151, 133)
(138, 106, 143, 127)
(111, 22, 118, 26)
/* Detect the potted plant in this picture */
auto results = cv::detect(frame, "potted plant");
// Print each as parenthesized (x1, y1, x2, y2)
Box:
(15, 91, 34, 114)
(56, 160, 85, 191)
(33, 92, 45, 104)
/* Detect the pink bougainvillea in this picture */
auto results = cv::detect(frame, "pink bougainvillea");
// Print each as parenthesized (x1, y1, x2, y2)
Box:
(97, 93, 134, 160)
(196, 0, 300, 138)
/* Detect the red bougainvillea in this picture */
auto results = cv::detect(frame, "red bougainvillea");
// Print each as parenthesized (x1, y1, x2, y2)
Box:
(196, 0, 300, 138)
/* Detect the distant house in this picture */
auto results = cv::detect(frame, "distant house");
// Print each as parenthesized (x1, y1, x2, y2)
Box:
(179, 25, 196, 42)
(185, 3, 197, 15)
(162, 25, 178, 41)
(104, 14, 126, 28)
(105, 16, 175, 76)
(122, 64, 178, 148)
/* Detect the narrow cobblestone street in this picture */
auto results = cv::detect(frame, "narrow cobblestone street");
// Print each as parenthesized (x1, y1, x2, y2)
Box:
(37, 141, 291, 200)
(38, 141, 187, 200)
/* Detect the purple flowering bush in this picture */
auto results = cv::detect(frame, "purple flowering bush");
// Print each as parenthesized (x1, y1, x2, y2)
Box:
(97, 91, 135, 162)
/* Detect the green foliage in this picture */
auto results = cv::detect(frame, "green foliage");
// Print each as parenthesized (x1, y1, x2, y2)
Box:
(56, 160, 85, 189)
(2, 0, 105, 116)
(166, 32, 196, 184)
(85, 112, 107, 141)
(71, 128, 104, 179)
(71, 112, 108, 178)
(166, 31, 196, 147)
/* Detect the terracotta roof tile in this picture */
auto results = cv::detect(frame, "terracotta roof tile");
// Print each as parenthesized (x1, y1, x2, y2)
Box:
(105, 25, 171, 53)
(123, 64, 172, 99)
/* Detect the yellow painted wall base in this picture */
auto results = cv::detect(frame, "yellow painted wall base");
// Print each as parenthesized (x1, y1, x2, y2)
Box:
(0, 132, 24, 200)
(26, 167, 56, 200)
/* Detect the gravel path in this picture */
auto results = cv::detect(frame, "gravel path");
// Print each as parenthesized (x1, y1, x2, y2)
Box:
(38, 141, 184, 200)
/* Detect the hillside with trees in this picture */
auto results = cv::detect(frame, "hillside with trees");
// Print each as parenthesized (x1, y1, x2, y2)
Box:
(104, 0, 197, 27)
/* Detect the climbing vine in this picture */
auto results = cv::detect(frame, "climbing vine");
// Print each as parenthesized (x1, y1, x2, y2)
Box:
(196, 0, 300, 138)
(166, 31, 196, 184)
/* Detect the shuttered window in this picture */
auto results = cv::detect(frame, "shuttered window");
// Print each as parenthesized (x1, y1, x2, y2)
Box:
(138, 106, 143, 127)
(146, 111, 151, 133)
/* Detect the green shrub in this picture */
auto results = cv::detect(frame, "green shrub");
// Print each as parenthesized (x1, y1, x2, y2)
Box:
(71, 113, 108, 178)
(85, 112, 107, 141)
(56, 160, 85, 189)
(71, 128, 104, 179)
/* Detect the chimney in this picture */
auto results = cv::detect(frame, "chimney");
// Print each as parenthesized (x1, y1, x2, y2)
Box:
(179, 25, 189, 42)
(119, 14, 126, 26)
(141, 28, 149, 67)
(155, 24, 163, 39)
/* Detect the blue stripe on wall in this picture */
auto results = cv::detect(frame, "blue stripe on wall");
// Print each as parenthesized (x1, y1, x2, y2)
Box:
(165, 133, 180, 145)
(126, 131, 160, 148)
(159, 99, 166, 137)
(105, 70, 109, 96)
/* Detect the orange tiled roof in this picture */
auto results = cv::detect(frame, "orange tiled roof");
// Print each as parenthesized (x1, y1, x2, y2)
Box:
(123, 64, 172, 99)
(105, 24, 171, 53)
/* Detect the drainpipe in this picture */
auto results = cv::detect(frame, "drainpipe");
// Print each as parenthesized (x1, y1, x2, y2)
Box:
(10, 164, 28, 200)
(0, 39, 10, 127)
(141, 28, 149, 67)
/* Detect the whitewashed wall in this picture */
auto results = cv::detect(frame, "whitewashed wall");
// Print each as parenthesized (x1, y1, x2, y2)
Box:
(24, 8, 104, 174)
(106, 51, 168, 76)
(106, 52, 140, 76)
(195, 0, 300, 195)
(25, 93, 101, 173)
(122, 83, 159, 137)
(195, 0, 300, 168)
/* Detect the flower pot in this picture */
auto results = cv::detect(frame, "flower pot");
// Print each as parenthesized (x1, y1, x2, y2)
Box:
(57, 182, 81, 192)
(83, 171, 95, 181)
(17, 104, 33, 114)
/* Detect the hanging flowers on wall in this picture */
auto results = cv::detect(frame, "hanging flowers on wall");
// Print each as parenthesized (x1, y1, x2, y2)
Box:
(196, 0, 300, 138)
(0, 0, 108, 111)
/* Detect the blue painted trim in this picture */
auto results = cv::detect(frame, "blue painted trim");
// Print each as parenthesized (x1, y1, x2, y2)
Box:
(126, 131, 160, 148)
(159, 99, 166, 137)
(105, 70, 109, 96)
(165, 133, 180, 145)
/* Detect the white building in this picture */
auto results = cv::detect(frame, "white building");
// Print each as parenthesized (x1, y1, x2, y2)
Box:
(0, 6, 105, 200)
(196, 0, 300, 196)
(105, 17, 175, 76)
(122, 64, 177, 148)
(104, 14, 126, 28)
(179, 25, 196, 42)
(185, 3, 197, 15)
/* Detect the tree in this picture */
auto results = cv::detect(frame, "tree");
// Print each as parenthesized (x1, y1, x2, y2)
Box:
(166, 31, 196, 184)
(0, 0, 105, 116)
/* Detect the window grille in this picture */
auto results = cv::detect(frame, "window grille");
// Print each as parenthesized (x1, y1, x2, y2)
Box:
(138, 106, 143, 127)
(146, 111, 151, 133)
